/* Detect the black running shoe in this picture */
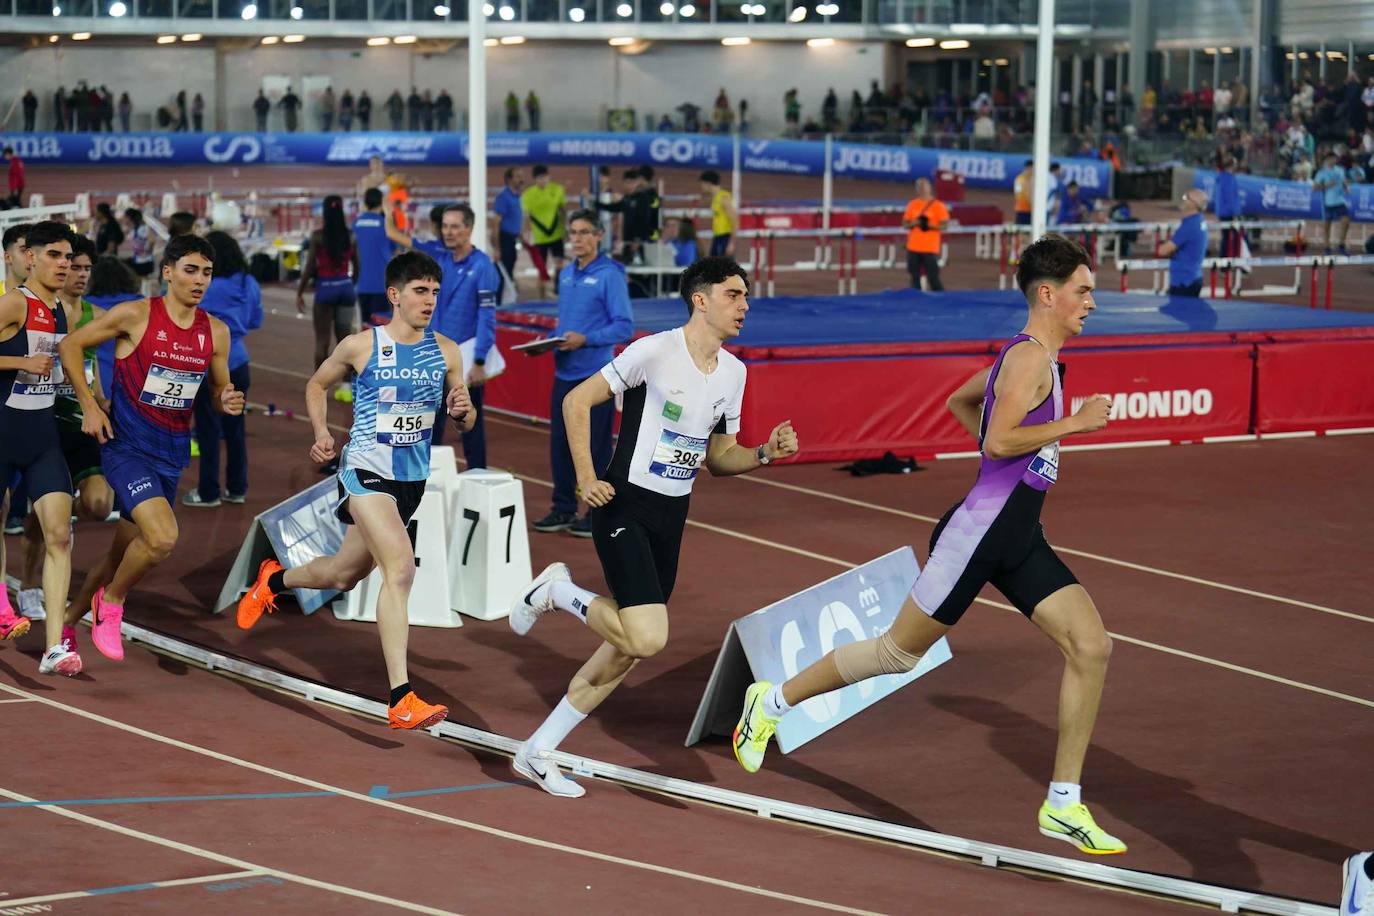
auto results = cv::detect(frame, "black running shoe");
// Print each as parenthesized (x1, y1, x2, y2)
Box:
(532, 511, 576, 533)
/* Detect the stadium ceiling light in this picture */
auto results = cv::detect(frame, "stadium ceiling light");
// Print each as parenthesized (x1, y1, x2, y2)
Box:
(1203, 47, 1216, 54)
(1220, 46, 1233, 53)
(938, 38, 969, 49)
(806, 37, 833, 47)
(787, 5, 804, 20)
(481, 2, 494, 13)
(73, 31, 94, 39)
(241, 2, 257, 18)
(815, 2, 838, 15)
(181, 32, 202, 39)
(608, 35, 636, 45)
(393, 33, 417, 42)
(434, 3, 450, 12)
(51, 4, 60, 14)
(498, 4, 514, 18)
(49, 33, 59, 41)
(261, 35, 280, 43)
(500, 34, 525, 43)
(658, 1, 671, 12)
(906, 37, 934, 46)
(482, 36, 498, 45)
(679, 3, 694, 14)
(290, 4, 302, 16)
(994, 56, 1008, 65)
(108, 0, 127, 16)
(366, 35, 390, 44)
(283, 33, 305, 41)
(568, 5, 584, 18)
(721, 36, 750, 45)
(615, 2, 632, 15)
(156, 34, 177, 42)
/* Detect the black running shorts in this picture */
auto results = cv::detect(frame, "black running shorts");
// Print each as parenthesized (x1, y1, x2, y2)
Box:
(591, 479, 690, 609)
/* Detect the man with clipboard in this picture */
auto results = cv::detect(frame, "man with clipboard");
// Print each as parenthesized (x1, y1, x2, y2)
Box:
(385, 201, 501, 468)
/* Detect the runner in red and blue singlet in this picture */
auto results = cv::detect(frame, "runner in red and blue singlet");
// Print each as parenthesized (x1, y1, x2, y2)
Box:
(58, 234, 244, 664)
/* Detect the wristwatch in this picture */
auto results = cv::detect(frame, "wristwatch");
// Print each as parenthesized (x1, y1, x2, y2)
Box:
(756, 444, 771, 466)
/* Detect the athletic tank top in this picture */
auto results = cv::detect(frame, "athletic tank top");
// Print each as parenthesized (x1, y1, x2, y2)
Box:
(342, 325, 446, 482)
(974, 333, 1064, 495)
(55, 298, 97, 431)
(0, 288, 66, 449)
(316, 240, 353, 283)
(109, 296, 212, 469)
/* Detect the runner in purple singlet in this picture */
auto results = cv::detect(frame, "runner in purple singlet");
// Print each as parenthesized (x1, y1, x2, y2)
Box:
(732, 235, 1127, 856)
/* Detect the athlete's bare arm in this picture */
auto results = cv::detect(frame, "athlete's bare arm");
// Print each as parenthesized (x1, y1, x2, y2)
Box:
(0, 290, 53, 374)
(382, 198, 412, 249)
(563, 372, 617, 506)
(433, 333, 476, 433)
(206, 315, 244, 416)
(59, 299, 151, 443)
(304, 330, 371, 463)
(982, 342, 1108, 460)
(946, 367, 991, 438)
(705, 420, 799, 476)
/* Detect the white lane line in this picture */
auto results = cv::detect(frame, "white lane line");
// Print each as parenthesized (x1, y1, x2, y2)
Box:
(0, 870, 266, 907)
(245, 390, 1374, 704)
(0, 783, 458, 915)
(0, 697, 39, 704)
(0, 684, 880, 916)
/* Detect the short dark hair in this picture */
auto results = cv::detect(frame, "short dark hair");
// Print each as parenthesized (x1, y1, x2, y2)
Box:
(567, 208, 600, 232)
(1015, 234, 1091, 301)
(2, 147, 12, 156)
(1049, 162, 1061, 173)
(385, 250, 442, 291)
(1023, 159, 1034, 167)
(2, 222, 33, 251)
(363, 187, 384, 209)
(679, 256, 749, 317)
(167, 211, 197, 237)
(24, 221, 75, 251)
(161, 233, 215, 272)
(503, 166, 519, 182)
(429, 203, 449, 230)
(205, 230, 250, 276)
(623, 168, 640, 180)
(531, 164, 549, 178)
(70, 235, 97, 263)
(89, 255, 140, 297)
(442, 203, 475, 228)
(123, 207, 145, 226)
(700, 170, 721, 185)
(639, 165, 655, 181)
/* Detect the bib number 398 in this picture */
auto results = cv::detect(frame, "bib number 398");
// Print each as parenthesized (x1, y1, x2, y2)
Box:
(649, 429, 707, 481)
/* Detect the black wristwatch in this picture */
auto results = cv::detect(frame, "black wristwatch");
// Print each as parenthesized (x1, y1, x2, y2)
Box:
(756, 444, 771, 466)
(474, 358, 485, 366)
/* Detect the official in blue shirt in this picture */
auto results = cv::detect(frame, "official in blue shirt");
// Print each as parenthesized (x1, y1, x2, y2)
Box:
(1212, 153, 1242, 258)
(536, 208, 634, 536)
(1160, 188, 1209, 298)
(189, 231, 263, 505)
(1314, 151, 1355, 254)
(491, 167, 525, 282)
(387, 201, 500, 467)
(352, 188, 396, 326)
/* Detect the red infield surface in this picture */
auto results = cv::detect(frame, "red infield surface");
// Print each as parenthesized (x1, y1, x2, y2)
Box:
(2, 164, 1369, 914)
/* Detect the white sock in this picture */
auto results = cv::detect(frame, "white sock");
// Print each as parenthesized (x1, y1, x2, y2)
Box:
(527, 696, 587, 755)
(548, 580, 597, 624)
(1048, 782, 1081, 810)
(763, 684, 791, 719)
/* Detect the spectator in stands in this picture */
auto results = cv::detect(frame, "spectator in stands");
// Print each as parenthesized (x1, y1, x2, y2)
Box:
(1214, 80, 1233, 126)
(280, 86, 301, 132)
(100, 86, 114, 131)
(185, 231, 261, 508)
(253, 90, 270, 131)
(21, 90, 37, 132)
(1140, 84, 1157, 131)
(192, 93, 205, 132)
(175, 89, 189, 131)
(1159, 188, 1208, 298)
(657, 113, 674, 131)
(526, 91, 542, 132)
(93, 202, 124, 256)
(822, 87, 838, 131)
(3, 147, 24, 209)
(506, 91, 521, 131)
(320, 86, 336, 132)
(1314, 151, 1355, 255)
(385, 90, 404, 131)
(1119, 83, 1135, 127)
(901, 177, 948, 292)
(54, 86, 67, 131)
(1345, 72, 1366, 135)
(421, 90, 435, 132)
(713, 89, 733, 132)
(407, 87, 423, 131)
(676, 101, 702, 133)
(436, 90, 454, 131)
(784, 88, 800, 135)
(118, 93, 132, 132)
(69, 85, 87, 131)
(1213, 151, 1242, 258)
(491, 167, 525, 282)
(357, 90, 373, 130)
(339, 90, 355, 131)
(699, 170, 736, 257)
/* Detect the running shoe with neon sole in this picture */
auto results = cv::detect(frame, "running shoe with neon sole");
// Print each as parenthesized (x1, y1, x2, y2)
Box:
(0, 607, 31, 641)
(1037, 801, 1128, 855)
(237, 558, 284, 630)
(1342, 852, 1373, 916)
(733, 680, 781, 774)
(89, 587, 125, 661)
(509, 562, 571, 636)
(17, 587, 45, 621)
(38, 643, 82, 677)
(388, 691, 448, 730)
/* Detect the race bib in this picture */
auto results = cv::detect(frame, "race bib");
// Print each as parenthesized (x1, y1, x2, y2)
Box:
(1028, 441, 1059, 484)
(376, 398, 434, 446)
(138, 363, 204, 410)
(649, 429, 707, 481)
(4, 329, 63, 410)
(55, 358, 95, 400)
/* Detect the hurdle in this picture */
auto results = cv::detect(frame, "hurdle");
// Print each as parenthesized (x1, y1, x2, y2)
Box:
(1116, 253, 1374, 307)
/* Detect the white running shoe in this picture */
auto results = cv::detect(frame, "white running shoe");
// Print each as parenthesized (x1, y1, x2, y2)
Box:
(509, 562, 571, 637)
(17, 587, 45, 621)
(38, 643, 82, 677)
(1342, 852, 1373, 916)
(512, 742, 585, 798)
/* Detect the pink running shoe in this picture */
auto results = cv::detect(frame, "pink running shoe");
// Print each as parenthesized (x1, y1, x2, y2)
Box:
(0, 607, 31, 641)
(90, 588, 125, 661)
(62, 624, 78, 652)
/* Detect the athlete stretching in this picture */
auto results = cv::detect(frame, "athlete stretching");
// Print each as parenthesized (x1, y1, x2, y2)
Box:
(507, 256, 799, 797)
(236, 251, 474, 731)
(58, 234, 244, 663)
(733, 234, 1126, 856)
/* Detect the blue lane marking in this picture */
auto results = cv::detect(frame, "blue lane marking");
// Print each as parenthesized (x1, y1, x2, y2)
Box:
(0, 783, 518, 809)
(86, 881, 164, 896)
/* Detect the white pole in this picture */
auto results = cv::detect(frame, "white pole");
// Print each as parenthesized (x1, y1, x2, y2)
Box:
(1030, 0, 1055, 239)
(822, 133, 834, 231)
(468, 0, 488, 252)
(731, 129, 742, 215)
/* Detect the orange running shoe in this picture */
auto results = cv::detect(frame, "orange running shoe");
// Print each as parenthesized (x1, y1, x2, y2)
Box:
(237, 559, 284, 630)
(388, 691, 448, 730)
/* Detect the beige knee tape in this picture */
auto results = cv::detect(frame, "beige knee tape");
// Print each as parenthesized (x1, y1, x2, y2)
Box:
(833, 630, 923, 685)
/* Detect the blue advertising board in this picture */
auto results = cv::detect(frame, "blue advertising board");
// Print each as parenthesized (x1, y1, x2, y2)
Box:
(1193, 167, 1374, 222)
(0, 129, 1111, 195)
(257, 477, 346, 614)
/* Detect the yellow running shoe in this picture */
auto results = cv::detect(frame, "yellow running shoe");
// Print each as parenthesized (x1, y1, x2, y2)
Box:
(333, 385, 353, 404)
(1037, 801, 1128, 855)
(732, 681, 781, 773)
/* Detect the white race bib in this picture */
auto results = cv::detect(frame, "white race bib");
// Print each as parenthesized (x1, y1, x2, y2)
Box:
(1028, 441, 1060, 484)
(5, 329, 64, 411)
(138, 363, 203, 411)
(649, 429, 707, 481)
(376, 398, 434, 446)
